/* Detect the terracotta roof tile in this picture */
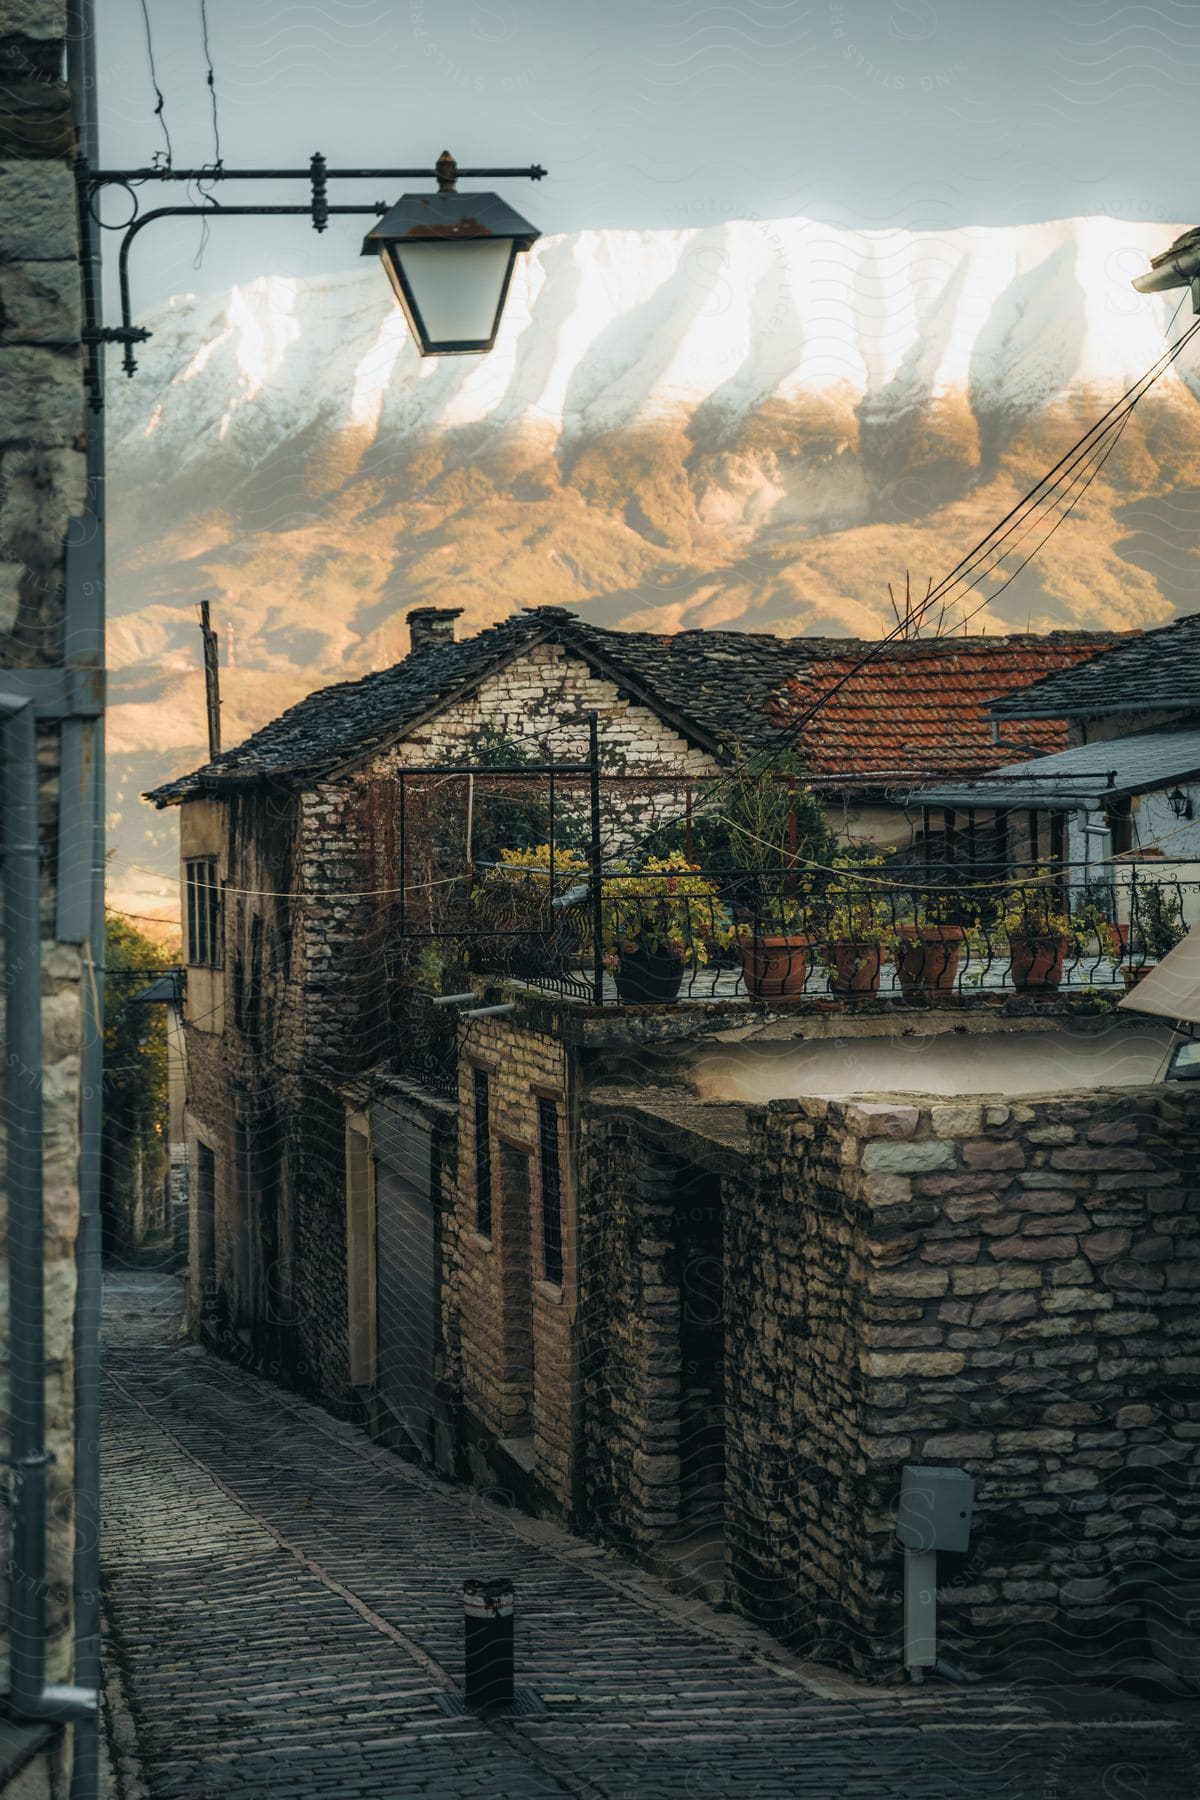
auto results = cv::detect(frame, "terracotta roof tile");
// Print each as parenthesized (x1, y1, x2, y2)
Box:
(775, 636, 1129, 783)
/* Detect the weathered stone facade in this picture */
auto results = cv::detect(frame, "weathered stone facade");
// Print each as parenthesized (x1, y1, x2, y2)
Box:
(574, 1078, 1200, 1682)
(452, 1010, 575, 1510)
(174, 637, 727, 1395)
(163, 605, 1200, 1690)
(0, 1, 87, 1789)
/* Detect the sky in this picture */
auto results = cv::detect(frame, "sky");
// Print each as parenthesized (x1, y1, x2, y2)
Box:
(94, 0, 1200, 314)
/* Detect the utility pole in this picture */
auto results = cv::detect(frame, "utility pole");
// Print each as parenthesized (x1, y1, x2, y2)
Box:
(200, 601, 222, 759)
(67, 2, 106, 1794)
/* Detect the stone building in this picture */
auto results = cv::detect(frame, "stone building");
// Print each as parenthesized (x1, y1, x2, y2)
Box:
(772, 626, 1127, 855)
(142, 600, 1200, 1685)
(1, 1, 98, 1793)
(575, 1057, 1200, 1681)
(144, 601, 1115, 1380)
(915, 610, 1200, 910)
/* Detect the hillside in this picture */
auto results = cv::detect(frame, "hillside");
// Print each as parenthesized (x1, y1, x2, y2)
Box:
(108, 213, 1200, 922)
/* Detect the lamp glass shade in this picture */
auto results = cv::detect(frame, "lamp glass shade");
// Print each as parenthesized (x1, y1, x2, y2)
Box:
(382, 238, 518, 355)
(363, 189, 538, 356)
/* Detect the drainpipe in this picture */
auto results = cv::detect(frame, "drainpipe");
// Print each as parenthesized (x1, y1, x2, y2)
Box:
(2, 691, 98, 1728)
(68, 1, 106, 1792)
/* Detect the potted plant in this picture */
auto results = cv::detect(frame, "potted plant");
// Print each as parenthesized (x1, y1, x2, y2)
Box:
(894, 887, 972, 1000)
(1122, 879, 1187, 989)
(1000, 866, 1078, 991)
(817, 855, 896, 999)
(601, 853, 734, 1004)
(679, 748, 835, 996)
(738, 893, 814, 1000)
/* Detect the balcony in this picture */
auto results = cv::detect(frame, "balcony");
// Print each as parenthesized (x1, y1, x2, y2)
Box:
(405, 853, 1199, 1012)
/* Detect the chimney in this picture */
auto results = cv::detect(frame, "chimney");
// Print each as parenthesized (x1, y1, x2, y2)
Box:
(407, 607, 464, 653)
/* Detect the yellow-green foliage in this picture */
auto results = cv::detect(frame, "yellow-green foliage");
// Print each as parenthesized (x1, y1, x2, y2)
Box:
(602, 853, 735, 964)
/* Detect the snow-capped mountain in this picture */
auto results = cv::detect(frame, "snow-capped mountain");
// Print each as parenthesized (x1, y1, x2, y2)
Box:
(110, 213, 1200, 924)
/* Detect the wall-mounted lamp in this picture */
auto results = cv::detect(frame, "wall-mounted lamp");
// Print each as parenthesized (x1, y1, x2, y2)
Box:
(1167, 786, 1194, 820)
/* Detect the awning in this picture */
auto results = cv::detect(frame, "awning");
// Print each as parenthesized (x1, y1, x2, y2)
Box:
(910, 728, 1200, 812)
(131, 971, 183, 1005)
(1118, 925, 1200, 1027)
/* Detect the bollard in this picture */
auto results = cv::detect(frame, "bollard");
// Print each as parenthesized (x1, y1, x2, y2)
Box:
(462, 1578, 515, 1710)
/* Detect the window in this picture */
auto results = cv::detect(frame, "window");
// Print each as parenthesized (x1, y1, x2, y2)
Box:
(185, 858, 222, 967)
(473, 1068, 493, 1237)
(537, 1098, 563, 1286)
(1107, 796, 1133, 858)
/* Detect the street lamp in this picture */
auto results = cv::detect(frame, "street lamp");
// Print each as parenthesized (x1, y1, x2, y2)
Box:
(363, 152, 539, 355)
(79, 148, 546, 403)
(1132, 226, 1200, 311)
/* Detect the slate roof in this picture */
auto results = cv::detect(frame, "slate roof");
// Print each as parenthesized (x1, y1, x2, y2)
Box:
(988, 614, 1200, 720)
(145, 608, 815, 806)
(144, 607, 1124, 807)
(775, 635, 1124, 781)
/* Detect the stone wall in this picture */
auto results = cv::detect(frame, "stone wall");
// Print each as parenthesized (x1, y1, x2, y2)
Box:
(826, 1085, 1200, 1679)
(452, 1006, 576, 1512)
(577, 1099, 742, 1552)
(0, 4, 84, 1791)
(576, 1079, 1200, 1683)
(398, 639, 719, 787)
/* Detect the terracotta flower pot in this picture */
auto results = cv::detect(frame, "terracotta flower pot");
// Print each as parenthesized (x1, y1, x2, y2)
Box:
(740, 933, 812, 1000)
(613, 943, 685, 1004)
(824, 940, 882, 998)
(1009, 931, 1068, 991)
(1121, 962, 1153, 992)
(896, 924, 966, 1000)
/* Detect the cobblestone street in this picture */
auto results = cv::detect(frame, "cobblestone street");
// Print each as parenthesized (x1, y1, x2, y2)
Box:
(100, 1273, 1198, 1799)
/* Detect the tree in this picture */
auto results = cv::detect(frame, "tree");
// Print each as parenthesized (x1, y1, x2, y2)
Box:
(102, 913, 174, 1257)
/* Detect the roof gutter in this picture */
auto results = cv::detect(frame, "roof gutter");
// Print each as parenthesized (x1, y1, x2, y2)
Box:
(0, 691, 98, 1729)
(990, 697, 1200, 724)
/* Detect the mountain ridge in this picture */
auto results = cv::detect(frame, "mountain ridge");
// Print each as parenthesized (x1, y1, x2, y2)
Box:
(108, 212, 1200, 923)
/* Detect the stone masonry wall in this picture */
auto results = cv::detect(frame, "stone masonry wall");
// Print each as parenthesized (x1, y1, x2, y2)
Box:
(573, 1079, 1200, 1683)
(397, 640, 719, 787)
(577, 1099, 744, 1552)
(288, 642, 725, 1079)
(736, 1085, 1200, 1680)
(0, 5, 84, 1790)
(723, 1098, 876, 1668)
(452, 1007, 575, 1512)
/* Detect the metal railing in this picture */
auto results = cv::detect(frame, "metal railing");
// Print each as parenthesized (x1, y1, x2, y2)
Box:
(385, 739, 1197, 1012)
(423, 863, 1199, 1008)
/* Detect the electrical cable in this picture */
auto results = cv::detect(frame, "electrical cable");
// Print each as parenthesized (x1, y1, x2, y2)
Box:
(190, 3, 224, 273)
(138, 0, 173, 167)
(940, 409, 1135, 636)
(600, 314, 1200, 871)
(913, 301, 1197, 621)
(198, 0, 222, 169)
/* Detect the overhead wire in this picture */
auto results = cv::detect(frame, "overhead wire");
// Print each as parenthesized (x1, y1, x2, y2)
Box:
(138, 0, 173, 167)
(191, 0, 224, 270)
(599, 310, 1200, 871)
(940, 409, 1136, 635)
(758, 317, 1200, 751)
(198, 0, 222, 168)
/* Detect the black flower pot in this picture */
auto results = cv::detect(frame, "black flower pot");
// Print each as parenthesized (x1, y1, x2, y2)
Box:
(614, 944, 685, 1004)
